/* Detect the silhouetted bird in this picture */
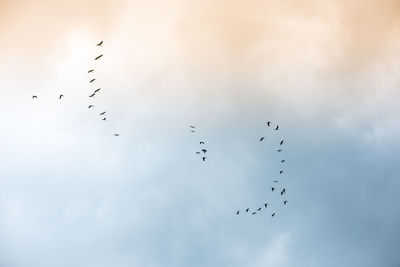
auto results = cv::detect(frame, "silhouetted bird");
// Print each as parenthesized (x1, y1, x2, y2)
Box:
(271, 187, 275, 192)
(97, 41, 103, 47)
(236, 210, 239, 215)
(90, 79, 96, 83)
(200, 141, 204, 144)
(280, 170, 283, 174)
(252, 212, 256, 215)
(246, 208, 249, 213)
(32, 95, 37, 99)
(281, 160, 285, 163)
(59, 94, 64, 99)
(88, 69, 94, 73)
(277, 149, 282, 152)
(264, 203, 268, 208)
(260, 137, 264, 142)
(284, 200, 288, 205)
(201, 149, 207, 153)
(94, 88, 101, 93)
(202, 157, 207, 161)
(100, 112, 106, 115)
(258, 207, 262, 211)
(191, 130, 195, 132)
(267, 121, 271, 127)
(102, 118, 106, 121)
(89, 93, 95, 98)
(275, 125, 279, 130)
(281, 188, 286, 195)
(88, 105, 94, 108)
(114, 134, 119, 136)
(195, 152, 200, 154)
(95, 54, 103, 60)
(280, 140, 284, 145)
(190, 126, 195, 128)
(273, 180, 278, 183)
(271, 213, 275, 217)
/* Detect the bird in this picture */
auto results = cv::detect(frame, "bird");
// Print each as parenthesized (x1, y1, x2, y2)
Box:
(88, 105, 94, 108)
(246, 208, 249, 213)
(273, 180, 278, 183)
(59, 94, 64, 99)
(102, 118, 107, 121)
(190, 126, 195, 128)
(191, 130, 195, 133)
(284, 200, 288, 205)
(202, 157, 207, 162)
(264, 203, 268, 208)
(201, 149, 207, 153)
(200, 141, 204, 144)
(88, 69, 94, 73)
(32, 95, 37, 99)
(252, 212, 256, 215)
(277, 149, 282, 152)
(271, 187, 275, 192)
(89, 93, 95, 98)
(257, 207, 262, 211)
(267, 121, 271, 127)
(281, 160, 285, 163)
(95, 54, 103, 60)
(100, 111, 106, 115)
(97, 41, 103, 47)
(90, 78, 96, 83)
(275, 125, 279, 130)
(114, 134, 119, 136)
(260, 137, 264, 142)
(280, 140, 284, 145)
(281, 188, 286, 195)
(94, 88, 101, 93)
(236, 210, 239, 215)
(195, 152, 201, 154)
(271, 213, 275, 217)
(280, 170, 284, 174)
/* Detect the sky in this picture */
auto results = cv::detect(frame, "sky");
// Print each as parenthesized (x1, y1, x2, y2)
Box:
(0, 0, 399, 266)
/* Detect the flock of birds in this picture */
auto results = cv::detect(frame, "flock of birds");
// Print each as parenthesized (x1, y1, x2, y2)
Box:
(32, 41, 119, 137)
(235, 121, 288, 218)
(31, 41, 289, 220)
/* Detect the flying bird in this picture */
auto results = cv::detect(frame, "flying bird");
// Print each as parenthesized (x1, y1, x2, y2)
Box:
(280, 140, 284, 145)
(277, 149, 282, 152)
(236, 210, 239, 215)
(202, 157, 207, 162)
(273, 180, 278, 183)
(258, 207, 262, 211)
(252, 212, 256, 215)
(191, 130, 195, 133)
(246, 208, 249, 213)
(89, 93, 95, 98)
(280, 170, 284, 174)
(90, 79, 96, 83)
(271, 187, 275, 192)
(267, 121, 271, 127)
(284, 201, 288, 205)
(102, 118, 107, 121)
(195, 152, 201, 154)
(88, 105, 94, 108)
(275, 125, 279, 130)
(201, 149, 207, 153)
(59, 94, 64, 99)
(281, 160, 285, 163)
(97, 41, 103, 46)
(95, 54, 103, 60)
(200, 141, 204, 144)
(100, 112, 106, 115)
(264, 203, 268, 208)
(190, 126, 195, 128)
(94, 88, 101, 93)
(281, 188, 286, 195)
(260, 137, 264, 142)
(271, 213, 275, 217)
(88, 69, 94, 73)
(32, 95, 37, 99)
(114, 134, 119, 136)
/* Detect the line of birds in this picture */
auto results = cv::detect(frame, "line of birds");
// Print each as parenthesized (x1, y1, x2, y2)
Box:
(236, 121, 288, 219)
(32, 40, 119, 137)
(190, 125, 207, 162)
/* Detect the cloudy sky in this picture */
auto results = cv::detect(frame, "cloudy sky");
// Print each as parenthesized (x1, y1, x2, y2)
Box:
(0, 0, 399, 266)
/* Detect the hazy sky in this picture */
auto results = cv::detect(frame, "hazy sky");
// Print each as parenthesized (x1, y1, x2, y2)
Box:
(0, 1, 399, 266)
